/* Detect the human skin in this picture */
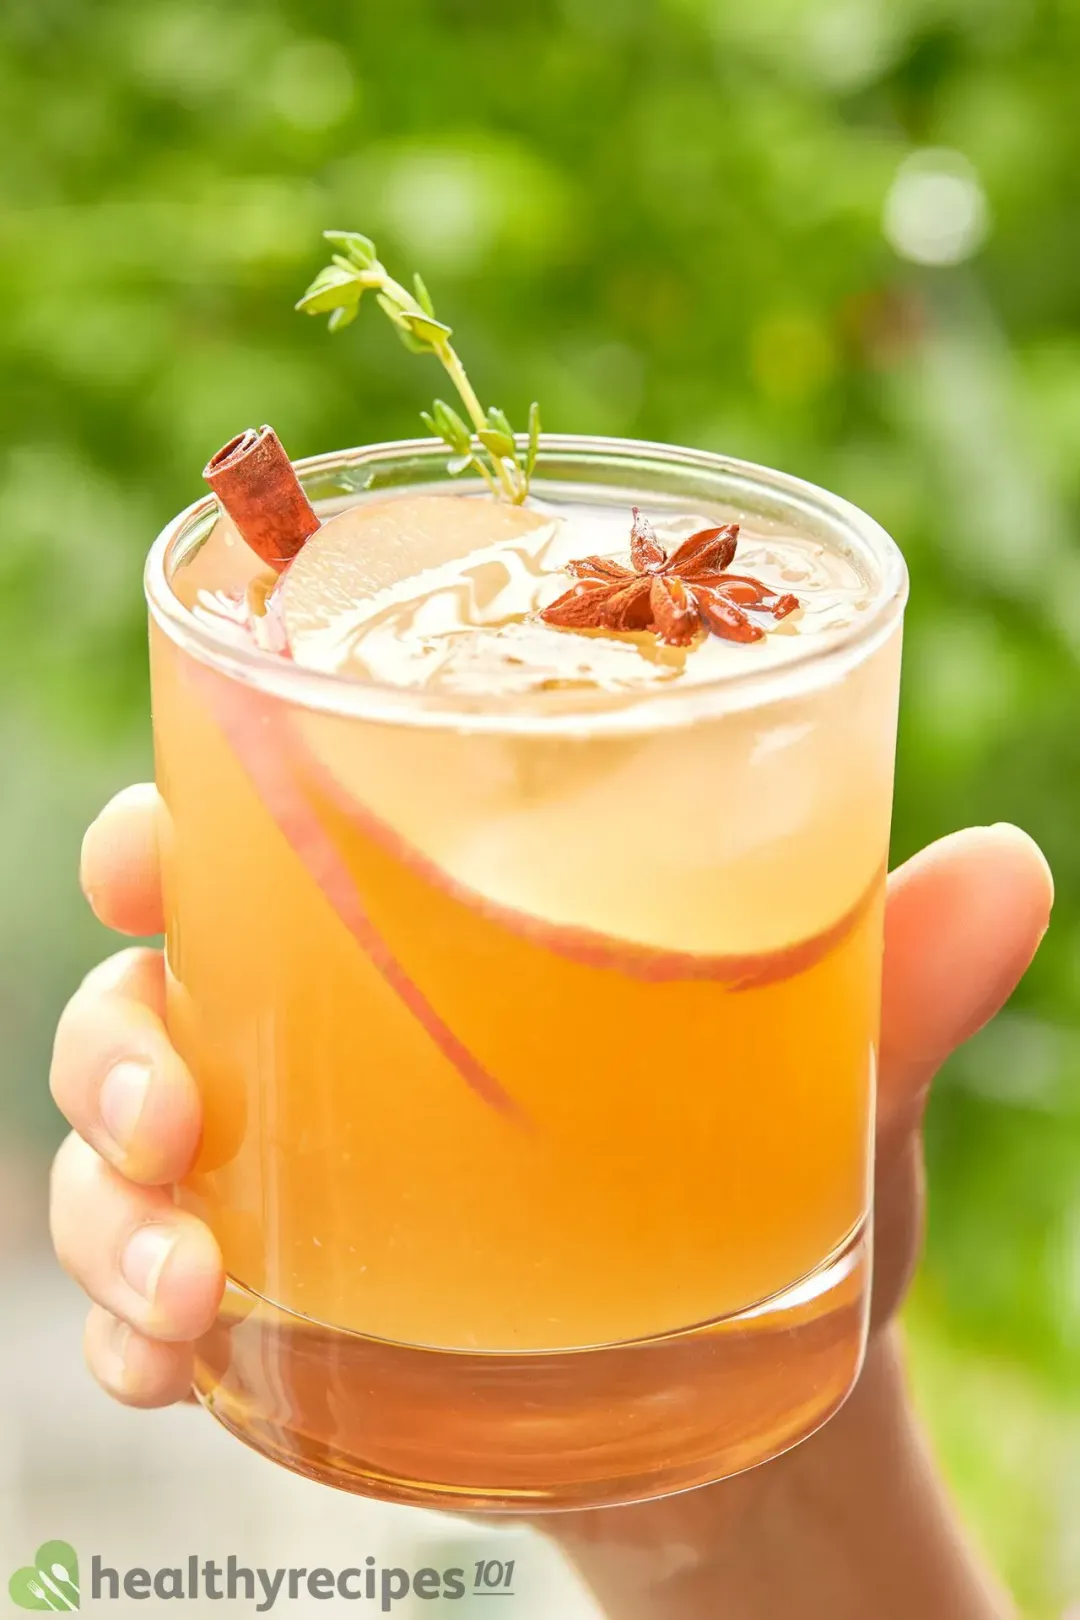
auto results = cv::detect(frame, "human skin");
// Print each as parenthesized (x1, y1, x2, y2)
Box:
(51, 788, 1053, 1619)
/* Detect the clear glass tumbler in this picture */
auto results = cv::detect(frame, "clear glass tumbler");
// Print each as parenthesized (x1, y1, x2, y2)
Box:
(146, 436, 907, 1511)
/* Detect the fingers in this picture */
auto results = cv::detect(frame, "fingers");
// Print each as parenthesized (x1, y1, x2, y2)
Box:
(83, 1306, 197, 1409)
(879, 824, 1054, 1140)
(65, 791, 214, 1412)
(51, 1133, 223, 1345)
(81, 783, 164, 937)
(51, 948, 201, 1185)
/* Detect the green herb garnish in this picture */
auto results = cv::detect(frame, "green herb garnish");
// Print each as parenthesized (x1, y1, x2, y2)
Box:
(297, 231, 540, 504)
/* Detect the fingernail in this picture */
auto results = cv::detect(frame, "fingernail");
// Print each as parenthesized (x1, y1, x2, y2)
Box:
(99, 1060, 152, 1161)
(100, 1316, 132, 1390)
(121, 1225, 177, 1303)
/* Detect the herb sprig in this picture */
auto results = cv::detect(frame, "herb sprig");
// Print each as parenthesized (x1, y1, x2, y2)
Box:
(297, 231, 540, 504)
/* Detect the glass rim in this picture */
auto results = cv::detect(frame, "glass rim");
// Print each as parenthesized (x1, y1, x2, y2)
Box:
(145, 433, 908, 735)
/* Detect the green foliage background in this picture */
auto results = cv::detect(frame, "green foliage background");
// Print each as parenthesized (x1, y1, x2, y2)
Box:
(2, 1, 1078, 1610)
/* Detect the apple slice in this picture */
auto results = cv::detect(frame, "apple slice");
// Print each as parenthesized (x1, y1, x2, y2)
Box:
(279, 493, 553, 676)
(283, 659, 883, 977)
(274, 494, 882, 972)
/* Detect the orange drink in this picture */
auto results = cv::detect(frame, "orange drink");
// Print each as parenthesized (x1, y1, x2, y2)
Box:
(146, 435, 906, 1510)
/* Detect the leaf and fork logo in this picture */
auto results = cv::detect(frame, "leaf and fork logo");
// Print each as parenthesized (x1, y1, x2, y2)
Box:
(9, 1542, 80, 1611)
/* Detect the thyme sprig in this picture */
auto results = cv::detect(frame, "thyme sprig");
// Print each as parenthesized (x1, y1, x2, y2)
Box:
(297, 231, 540, 504)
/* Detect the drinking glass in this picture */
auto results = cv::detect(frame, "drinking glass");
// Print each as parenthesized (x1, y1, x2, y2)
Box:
(146, 436, 907, 1511)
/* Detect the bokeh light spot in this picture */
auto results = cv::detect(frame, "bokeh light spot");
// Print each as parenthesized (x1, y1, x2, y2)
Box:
(883, 148, 990, 267)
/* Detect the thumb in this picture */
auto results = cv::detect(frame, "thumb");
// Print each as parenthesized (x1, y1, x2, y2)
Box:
(869, 824, 1052, 1327)
(878, 823, 1054, 1148)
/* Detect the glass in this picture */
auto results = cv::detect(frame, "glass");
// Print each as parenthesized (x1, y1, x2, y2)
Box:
(146, 435, 907, 1512)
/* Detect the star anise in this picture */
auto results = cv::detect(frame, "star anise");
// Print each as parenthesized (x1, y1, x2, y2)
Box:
(540, 508, 800, 646)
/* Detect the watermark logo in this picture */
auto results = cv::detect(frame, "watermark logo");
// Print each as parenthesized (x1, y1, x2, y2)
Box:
(9, 1542, 81, 1611)
(8, 1545, 518, 1609)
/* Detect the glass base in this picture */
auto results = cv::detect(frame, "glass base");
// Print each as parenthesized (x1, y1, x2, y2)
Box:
(193, 1221, 869, 1513)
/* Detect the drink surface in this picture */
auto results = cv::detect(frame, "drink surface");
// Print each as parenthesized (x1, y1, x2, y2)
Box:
(154, 479, 898, 1356)
(178, 489, 876, 698)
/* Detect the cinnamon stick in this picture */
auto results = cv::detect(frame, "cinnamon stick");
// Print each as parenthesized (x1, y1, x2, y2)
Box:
(203, 426, 320, 572)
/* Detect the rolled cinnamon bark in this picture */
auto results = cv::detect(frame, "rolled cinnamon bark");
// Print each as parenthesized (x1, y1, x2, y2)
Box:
(203, 426, 320, 572)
